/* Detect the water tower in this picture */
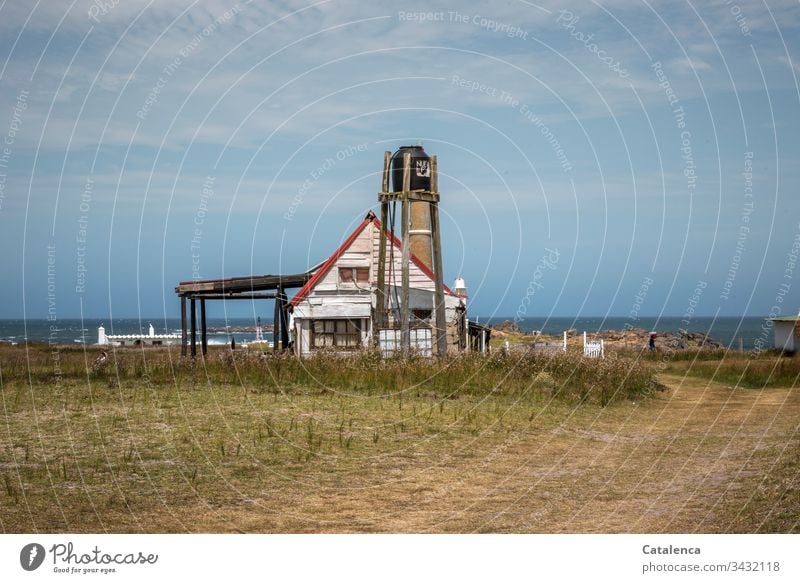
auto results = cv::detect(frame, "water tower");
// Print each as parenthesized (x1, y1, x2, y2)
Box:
(375, 145, 447, 356)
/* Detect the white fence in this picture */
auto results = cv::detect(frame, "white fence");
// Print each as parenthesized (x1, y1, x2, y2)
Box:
(531, 331, 568, 353)
(583, 331, 604, 358)
(378, 328, 432, 358)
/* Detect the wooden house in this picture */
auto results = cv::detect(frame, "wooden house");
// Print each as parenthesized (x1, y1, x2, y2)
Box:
(289, 211, 468, 356)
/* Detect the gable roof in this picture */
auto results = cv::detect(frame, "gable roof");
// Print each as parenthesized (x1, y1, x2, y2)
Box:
(291, 211, 454, 306)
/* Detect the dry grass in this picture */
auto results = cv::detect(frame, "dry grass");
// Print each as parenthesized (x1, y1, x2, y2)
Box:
(661, 350, 800, 388)
(0, 344, 797, 533)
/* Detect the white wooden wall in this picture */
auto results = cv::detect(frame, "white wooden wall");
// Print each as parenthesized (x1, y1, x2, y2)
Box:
(292, 219, 464, 356)
(773, 322, 796, 352)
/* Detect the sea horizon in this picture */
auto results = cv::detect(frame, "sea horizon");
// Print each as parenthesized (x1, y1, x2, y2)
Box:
(0, 316, 776, 350)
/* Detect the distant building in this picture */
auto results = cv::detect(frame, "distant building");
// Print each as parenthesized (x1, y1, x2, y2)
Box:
(98, 323, 181, 346)
(769, 316, 800, 354)
(290, 212, 485, 357)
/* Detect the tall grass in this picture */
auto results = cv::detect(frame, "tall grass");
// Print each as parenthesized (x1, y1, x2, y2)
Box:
(2, 343, 796, 534)
(663, 351, 800, 388)
(1, 343, 659, 406)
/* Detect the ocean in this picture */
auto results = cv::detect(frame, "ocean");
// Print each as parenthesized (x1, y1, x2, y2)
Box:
(0, 316, 773, 350)
(0, 318, 274, 346)
(475, 317, 771, 350)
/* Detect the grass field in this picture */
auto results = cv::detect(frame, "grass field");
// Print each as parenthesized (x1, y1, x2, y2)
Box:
(0, 344, 798, 533)
(660, 350, 800, 388)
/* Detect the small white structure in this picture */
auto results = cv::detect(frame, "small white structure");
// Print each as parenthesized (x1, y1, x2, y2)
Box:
(531, 331, 567, 353)
(379, 328, 432, 357)
(583, 331, 604, 358)
(454, 276, 467, 301)
(98, 324, 181, 346)
(255, 317, 264, 343)
(769, 316, 800, 354)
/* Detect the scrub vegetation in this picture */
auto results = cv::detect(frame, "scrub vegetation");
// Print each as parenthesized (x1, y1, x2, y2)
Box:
(0, 344, 797, 533)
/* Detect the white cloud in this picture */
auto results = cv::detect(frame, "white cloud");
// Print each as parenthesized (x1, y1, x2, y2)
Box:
(668, 56, 712, 72)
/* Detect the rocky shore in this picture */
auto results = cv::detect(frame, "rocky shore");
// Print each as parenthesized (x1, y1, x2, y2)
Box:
(491, 320, 722, 351)
(593, 328, 721, 351)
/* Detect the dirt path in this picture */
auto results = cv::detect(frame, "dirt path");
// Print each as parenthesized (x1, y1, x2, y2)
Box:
(5, 374, 798, 533)
(215, 373, 799, 533)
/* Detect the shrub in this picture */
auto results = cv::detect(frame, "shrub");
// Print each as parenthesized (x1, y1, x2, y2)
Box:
(0, 343, 659, 406)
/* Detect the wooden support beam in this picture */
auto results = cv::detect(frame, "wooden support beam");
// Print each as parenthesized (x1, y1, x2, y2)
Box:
(400, 152, 411, 351)
(375, 201, 389, 342)
(279, 290, 290, 350)
(431, 156, 438, 193)
(175, 272, 311, 295)
(375, 151, 392, 346)
(402, 150, 411, 197)
(190, 298, 197, 358)
(430, 202, 447, 358)
(381, 150, 390, 192)
(186, 294, 278, 300)
(180, 295, 187, 356)
(378, 191, 439, 203)
(273, 288, 281, 352)
(200, 299, 207, 356)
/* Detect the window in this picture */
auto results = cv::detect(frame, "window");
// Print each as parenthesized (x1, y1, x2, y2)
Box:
(412, 309, 432, 323)
(339, 267, 369, 284)
(311, 319, 363, 349)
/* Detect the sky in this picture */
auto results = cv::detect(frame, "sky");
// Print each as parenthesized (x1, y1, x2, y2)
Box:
(0, 0, 798, 322)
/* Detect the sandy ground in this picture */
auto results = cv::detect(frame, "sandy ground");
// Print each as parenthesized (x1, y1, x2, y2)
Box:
(2, 373, 798, 533)
(247, 373, 799, 533)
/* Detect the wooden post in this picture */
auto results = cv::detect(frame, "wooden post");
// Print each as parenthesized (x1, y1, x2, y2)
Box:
(375, 202, 389, 335)
(382, 150, 390, 193)
(180, 295, 187, 356)
(279, 289, 290, 350)
(190, 297, 197, 358)
(200, 299, 207, 356)
(375, 151, 391, 344)
(273, 289, 281, 352)
(430, 201, 447, 357)
(400, 153, 411, 351)
(431, 155, 438, 194)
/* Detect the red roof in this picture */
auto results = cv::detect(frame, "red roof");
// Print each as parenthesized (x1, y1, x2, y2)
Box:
(291, 212, 454, 306)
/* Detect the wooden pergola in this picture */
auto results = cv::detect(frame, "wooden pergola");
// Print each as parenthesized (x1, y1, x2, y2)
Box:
(175, 272, 311, 357)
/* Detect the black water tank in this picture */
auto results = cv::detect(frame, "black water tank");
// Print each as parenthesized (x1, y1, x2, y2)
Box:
(390, 145, 432, 192)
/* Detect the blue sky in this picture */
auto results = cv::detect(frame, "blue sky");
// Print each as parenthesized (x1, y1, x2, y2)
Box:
(0, 0, 798, 321)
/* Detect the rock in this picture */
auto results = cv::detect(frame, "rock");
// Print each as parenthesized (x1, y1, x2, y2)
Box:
(572, 328, 722, 352)
(492, 320, 522, 334)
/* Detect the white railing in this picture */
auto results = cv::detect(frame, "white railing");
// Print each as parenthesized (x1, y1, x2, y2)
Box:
(378, 328, 432, 358)
(528, 331, 604, 358)
(531, 331, 567, 353)
(583, 331, 604, 358)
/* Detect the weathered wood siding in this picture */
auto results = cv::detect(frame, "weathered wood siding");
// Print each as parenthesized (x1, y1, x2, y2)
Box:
(292, 218, 465, 356)
(313, 225, 374, 292)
